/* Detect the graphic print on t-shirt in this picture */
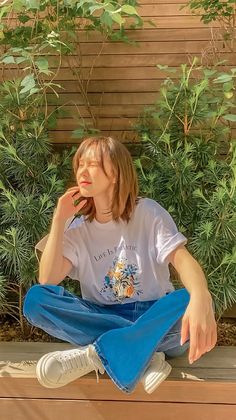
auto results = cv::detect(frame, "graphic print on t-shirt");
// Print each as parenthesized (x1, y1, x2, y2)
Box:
(99, 255, 143, 303)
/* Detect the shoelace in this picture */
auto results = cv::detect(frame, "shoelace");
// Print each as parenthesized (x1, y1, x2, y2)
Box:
(59, 350, 101, 383)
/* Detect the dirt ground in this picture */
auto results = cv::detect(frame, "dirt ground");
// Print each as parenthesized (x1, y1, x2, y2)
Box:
(0, 315, 236, 346)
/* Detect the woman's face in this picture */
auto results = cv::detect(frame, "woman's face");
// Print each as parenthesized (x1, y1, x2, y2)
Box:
(76, 146, 116, 198)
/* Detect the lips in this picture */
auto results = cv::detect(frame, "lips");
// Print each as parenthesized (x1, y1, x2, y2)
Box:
(80, 181, 92, 185)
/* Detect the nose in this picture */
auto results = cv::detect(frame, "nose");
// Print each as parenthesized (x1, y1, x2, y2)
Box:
(77, 165, 89, 179)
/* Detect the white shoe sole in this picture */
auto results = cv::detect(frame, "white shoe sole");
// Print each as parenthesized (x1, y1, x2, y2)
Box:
(36, 351, 72, 388)
(143, 361, 172, 394)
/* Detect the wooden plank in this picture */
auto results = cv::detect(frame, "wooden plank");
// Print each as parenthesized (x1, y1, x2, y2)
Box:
(140, 1, 189, 3)
(0, 399, 235, 420)
(19, 41, 226, 55)
(49, 131, 139, 142)
(47, 105, 148, 117)
(46, 92, 159, 105)
(44, 102, 236, 119)
(140, 0, 189, 3)
(67, 28, 222, 43)
(50, 117, 236, 132)
(137, 4, 199, 16)
(51, 118, 138, 131)
(2, 53, 234, 69)
(52, 80, 165, 92)
(0, 343, 235, 367)
(0, 344, 235, 379)
(48, 129, 236, 144)
(6, 65, 234, 82)
(51, 80, 163, 92)
(2, 4, 205, 19)
(3, 16, 219, 29)
(0, 377, 236, 403)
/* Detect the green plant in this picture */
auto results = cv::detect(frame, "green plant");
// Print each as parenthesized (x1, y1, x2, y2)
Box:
(0, 78, 76, 335)
(135, 58, 236, 319)
(184, 0, 235, 52)
(0, 0, 144, 336)
(0, 0, 143, 137)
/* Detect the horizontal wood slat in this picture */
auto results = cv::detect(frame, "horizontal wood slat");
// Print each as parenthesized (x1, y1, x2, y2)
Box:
(3, 4, 206, 19)
(1, 399, 235, 420)
(3, 53, 234, 71)
(46, 92, 160, 105)
(47, 105, 148, 117)
(57, 80, 169, 92)
(49, 130, 236, 144)
(59, 41, 226, 55)
(4, 16, 219, 29)
(62, 28, 223, 43)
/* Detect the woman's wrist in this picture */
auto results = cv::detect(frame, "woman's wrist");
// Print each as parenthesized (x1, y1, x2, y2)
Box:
(190, 289, 212, 303)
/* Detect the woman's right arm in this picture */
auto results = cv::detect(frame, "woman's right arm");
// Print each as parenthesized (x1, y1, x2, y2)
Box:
(38, 217, 71, 285)
(38, 186, 87, 285)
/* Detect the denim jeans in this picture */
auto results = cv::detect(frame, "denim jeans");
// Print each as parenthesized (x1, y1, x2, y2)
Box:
(23, 285, 190, 393)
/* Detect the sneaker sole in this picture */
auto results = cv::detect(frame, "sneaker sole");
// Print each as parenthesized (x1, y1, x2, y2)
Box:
(143, 361, 172, 394)
(36, 352, 66, 388)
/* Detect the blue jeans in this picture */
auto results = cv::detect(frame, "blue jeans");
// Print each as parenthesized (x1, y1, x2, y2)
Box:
(23, 285, 190, 393)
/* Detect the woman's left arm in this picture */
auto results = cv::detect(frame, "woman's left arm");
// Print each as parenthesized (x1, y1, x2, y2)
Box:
(167, 245, 217, 365)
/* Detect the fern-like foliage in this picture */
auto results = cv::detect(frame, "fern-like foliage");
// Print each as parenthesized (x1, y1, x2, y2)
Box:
(135, 61, 236, 318)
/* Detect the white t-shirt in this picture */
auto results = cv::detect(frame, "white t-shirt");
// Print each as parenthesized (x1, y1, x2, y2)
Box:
(61, 198, 187, 305)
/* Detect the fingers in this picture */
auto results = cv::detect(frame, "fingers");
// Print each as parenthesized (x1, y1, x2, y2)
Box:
(66, 186, 80, 194)
(180, 316, 189, 346)
(63, 187, 81, 198)
(189, 324, 217, 364)
(189, 326, 198, 364)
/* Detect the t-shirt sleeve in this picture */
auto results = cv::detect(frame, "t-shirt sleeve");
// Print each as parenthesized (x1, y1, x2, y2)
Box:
(62, 229, 80, 280)
(154, 207, 187, 265)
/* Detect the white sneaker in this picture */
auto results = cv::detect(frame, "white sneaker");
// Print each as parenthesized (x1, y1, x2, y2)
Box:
(140, 352, 172, 394)
(36, 345, 105, 388)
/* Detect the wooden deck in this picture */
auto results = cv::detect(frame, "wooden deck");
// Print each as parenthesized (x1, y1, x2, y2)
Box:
(0, 343, 236, 420)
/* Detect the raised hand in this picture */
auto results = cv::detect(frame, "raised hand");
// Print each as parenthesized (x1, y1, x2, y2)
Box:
(54, 186, 88, 222)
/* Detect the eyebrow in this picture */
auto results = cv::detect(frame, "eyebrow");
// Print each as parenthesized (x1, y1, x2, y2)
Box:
(79, 159, 99, 163)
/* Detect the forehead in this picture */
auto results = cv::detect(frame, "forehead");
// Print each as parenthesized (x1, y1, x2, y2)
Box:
(79, 144, 111, 164)
(79, 145, 100, 161)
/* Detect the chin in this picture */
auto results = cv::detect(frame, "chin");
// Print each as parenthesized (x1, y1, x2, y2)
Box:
(82, 192, 94, 198)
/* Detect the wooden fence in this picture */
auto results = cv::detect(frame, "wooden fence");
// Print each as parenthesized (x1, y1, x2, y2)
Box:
(1, 1, 235, 151)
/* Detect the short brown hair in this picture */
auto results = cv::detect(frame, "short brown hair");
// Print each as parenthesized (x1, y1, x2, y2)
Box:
(72, 136, 140, 223)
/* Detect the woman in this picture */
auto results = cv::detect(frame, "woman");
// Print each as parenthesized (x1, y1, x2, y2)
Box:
(23, 136, 217, 394)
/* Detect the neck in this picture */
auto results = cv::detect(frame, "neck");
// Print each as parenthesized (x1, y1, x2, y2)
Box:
(93, 191, 113, 223)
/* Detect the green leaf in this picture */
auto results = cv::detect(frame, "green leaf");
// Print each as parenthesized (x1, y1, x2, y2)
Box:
(213, 74, 233, 84)
(121, 5, 138, 15)
(20, 74, 35, 86)
(203, 69, 217, 77)
(111, 13, 125, 26)
(35, 57, 48, 72)
(20, 74, 35, 94)
(223, 81, 234, 92)
(1, 56, 15, 64)
(29, 87, 40, 95)
(18, 14, 31, 24)
(89, 4, 104, 13)
(25, 0, 40, 10)
(15, 57, 28, 64)
(222, 114, 236, 122)
(157, 64, 176, 73)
